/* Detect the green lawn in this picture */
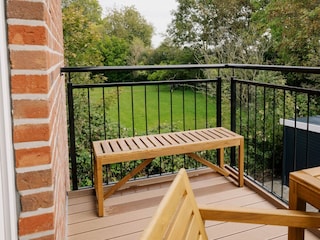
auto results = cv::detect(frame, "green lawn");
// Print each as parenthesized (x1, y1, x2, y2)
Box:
(91, 85, 217, 135)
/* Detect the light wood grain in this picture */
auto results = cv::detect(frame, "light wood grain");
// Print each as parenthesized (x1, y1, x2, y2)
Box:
(289, 166, 320, 240)
(92, 127, 244, 216)
(68, 169, 319, 240)
(140, 168, 208, 240)
(141, 168, 320, 240)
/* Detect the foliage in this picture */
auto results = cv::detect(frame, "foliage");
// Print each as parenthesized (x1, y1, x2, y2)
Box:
(167, 0, 320, 86)
(63, 1, 154, 82)
(264, 0, 320, 67)
(260, 0, 320, 86)
(98, 35, 131, 82)
(168, 0, 251, 47)
(62, 0, 104, 66)
(147, 40, 204, 81)
(103, 6, 154, 48)
(100, 6, 155, 80)
(167, 0, 265, 66)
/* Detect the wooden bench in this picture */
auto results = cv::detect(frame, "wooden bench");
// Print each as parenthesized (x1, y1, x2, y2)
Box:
(140, 168, 320, 240)
(92, 127, 244, 217)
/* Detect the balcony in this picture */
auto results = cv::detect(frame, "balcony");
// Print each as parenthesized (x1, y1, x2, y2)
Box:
(62, 64, 320, 239)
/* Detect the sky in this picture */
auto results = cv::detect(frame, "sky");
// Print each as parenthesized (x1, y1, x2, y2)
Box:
(98, 0, 178, 48)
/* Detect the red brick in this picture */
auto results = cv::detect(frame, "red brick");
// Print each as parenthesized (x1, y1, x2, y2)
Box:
(11, 75, 49, 94)
(7, 1, 45, 20)
(15, 146, 51, 168)
(9, 0, 68, 238)
(8, 25, 47, 45)
(18, 213, 53, 236)
(16, 169, 52, 191)
(14, 124, 50, 143)
(20, 191, 53, 212)
(10, 50, 48, 70)
(13, 100, 49, 119)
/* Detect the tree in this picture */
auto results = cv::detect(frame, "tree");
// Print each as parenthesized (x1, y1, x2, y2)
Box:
(167, 0, 274, 69)
(98, 35, 131, 82)
(103, 6, 154, 48)
(147, 39, 203, 81)
(168, 0, 252, 49)
(99, 35, 129, 66)
(62, 0, 104, 67)
(127, 38, 147, 66)
(264, 0, 320, 67)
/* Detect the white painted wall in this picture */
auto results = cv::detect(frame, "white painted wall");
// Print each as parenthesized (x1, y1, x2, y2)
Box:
(0, 1, 18, 239)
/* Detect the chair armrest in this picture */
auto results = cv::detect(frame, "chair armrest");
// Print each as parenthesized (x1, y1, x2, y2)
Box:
(198, 205, 320, 229)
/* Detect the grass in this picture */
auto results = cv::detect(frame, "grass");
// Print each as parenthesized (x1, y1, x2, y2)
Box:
(90, 85, 217, 135)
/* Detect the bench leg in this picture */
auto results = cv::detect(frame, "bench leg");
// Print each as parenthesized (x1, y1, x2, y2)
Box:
(219, 148, 224, 168)
(103, 158, 154, 200)
(95, 158, 104, 217)
(186, 152, 229, 177)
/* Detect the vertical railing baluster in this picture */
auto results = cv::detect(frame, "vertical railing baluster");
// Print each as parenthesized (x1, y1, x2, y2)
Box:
(293, 92, 298, 171)
(87, 88, 94, 187)
(183, 84, 186, 130)
(254, 85, 257, 179)
(145, 85, 148, 135)
(67, 80, 78, 190)
(216, 77, 222, 165)
(194, 82, 197, 129)
(102, 87, 106, 140)
(230, 77, 236, 167)
(157, 84, 160, 134)
(131, 86, 135, 136)
(216, 77, 222, 127)
(305, 94, 310, 167)
(246, 83, 250, 175)
(170, 83, 174, 172)
(117, 86, 121, 137)
(281, 89, 286, 198)
(271, 87, 276, 192)
(157, 84, 161, 175)
(262, 87, 266, 185)
(170, 83, 173, 132)
(205, 82, 208, 128)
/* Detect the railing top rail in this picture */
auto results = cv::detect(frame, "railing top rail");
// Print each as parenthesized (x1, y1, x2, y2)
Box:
(60, 64, 225, 73)
(61, 63, 320, 74)
(233, 78, 320, 94)
(226, 64, 320, 74)
(70, 78, 218, 89)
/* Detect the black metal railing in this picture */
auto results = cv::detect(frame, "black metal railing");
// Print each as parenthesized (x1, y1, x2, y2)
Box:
(61, 64, 320, 203)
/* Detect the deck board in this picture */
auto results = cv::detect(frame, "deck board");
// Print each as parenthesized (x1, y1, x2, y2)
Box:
(68, 169, 318, 240)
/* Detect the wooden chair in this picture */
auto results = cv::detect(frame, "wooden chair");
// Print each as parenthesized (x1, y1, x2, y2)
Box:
(140, 168, 320, 240)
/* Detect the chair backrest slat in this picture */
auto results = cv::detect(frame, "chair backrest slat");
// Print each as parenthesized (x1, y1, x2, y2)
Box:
(140, 168, 208, 240)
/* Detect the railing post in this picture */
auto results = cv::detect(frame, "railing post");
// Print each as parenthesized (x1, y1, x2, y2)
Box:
(230, 77, 236, 166)
(67, 80, 78, 190)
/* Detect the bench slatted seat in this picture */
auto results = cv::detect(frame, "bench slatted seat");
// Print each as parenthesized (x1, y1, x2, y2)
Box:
(93, 127, 244, 217)
(140, 168, 320, 240)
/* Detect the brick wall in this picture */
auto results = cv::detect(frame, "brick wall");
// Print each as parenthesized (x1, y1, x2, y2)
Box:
(6, 0, 68, 239)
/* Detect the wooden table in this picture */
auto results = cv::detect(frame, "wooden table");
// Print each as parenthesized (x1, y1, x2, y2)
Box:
(92, 127, 244, 217)
(289, 166, 320, 239)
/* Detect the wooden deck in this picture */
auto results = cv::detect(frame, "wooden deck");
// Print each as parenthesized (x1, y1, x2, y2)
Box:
(67, 169, 318, 240)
